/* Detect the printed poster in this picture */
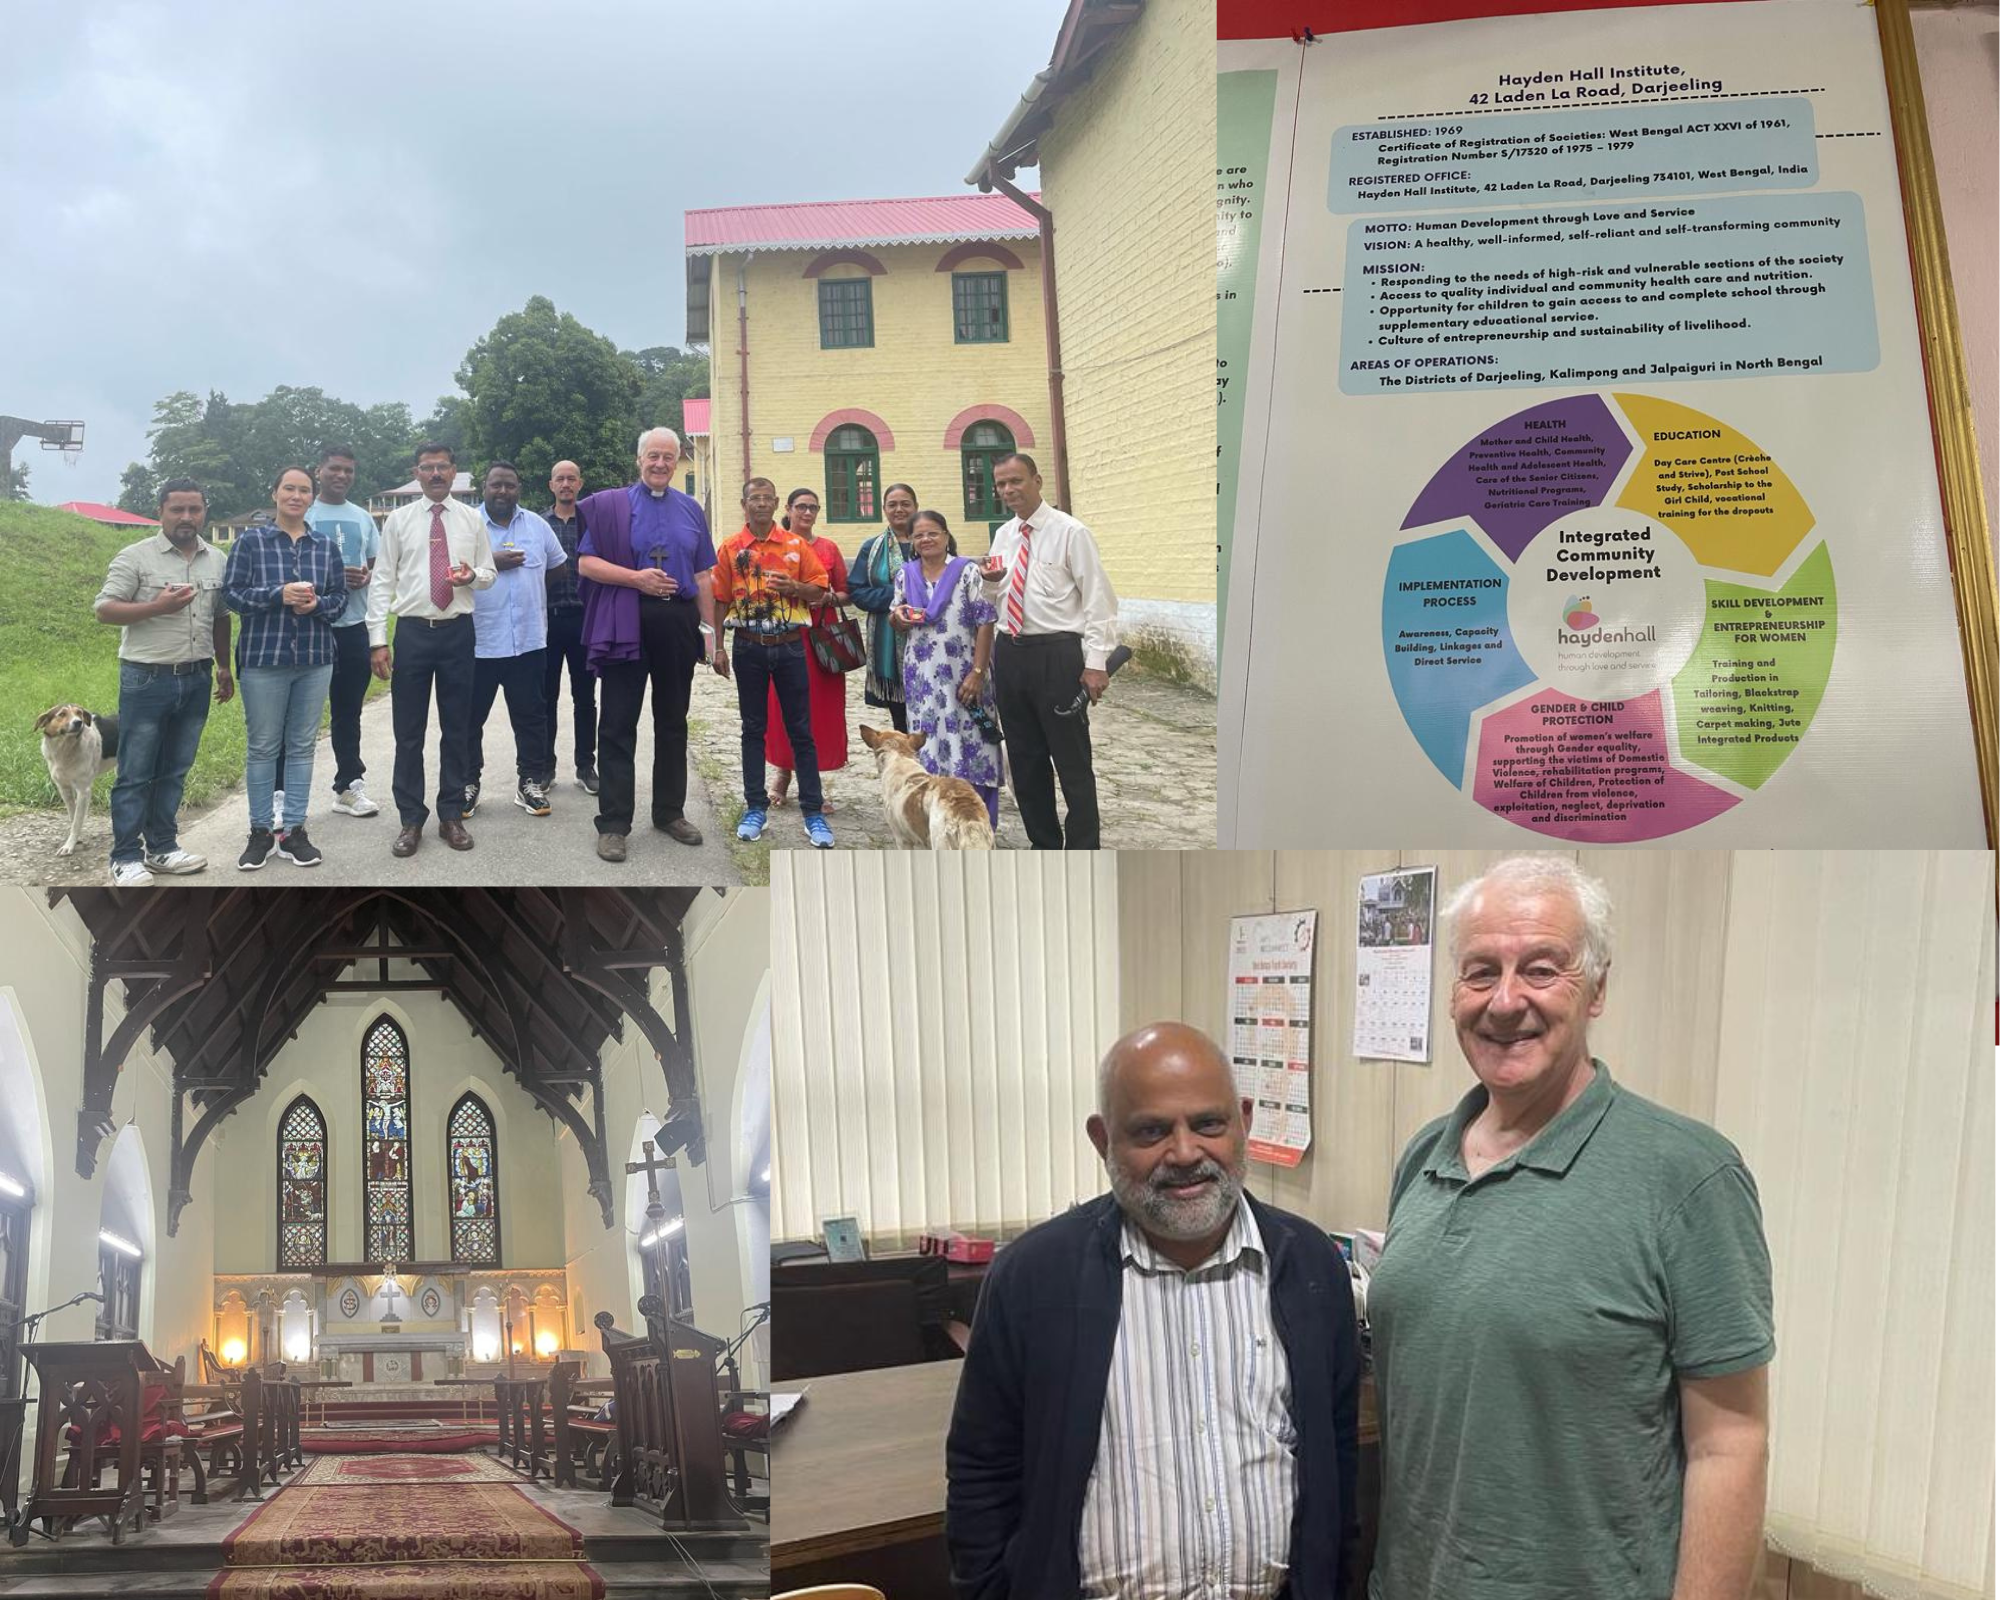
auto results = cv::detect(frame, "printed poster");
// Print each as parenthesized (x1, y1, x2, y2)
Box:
(1227, 910, 1318, 1166)
(1219, 2, 1986, 848)
(1353, 866, 1437, 1061)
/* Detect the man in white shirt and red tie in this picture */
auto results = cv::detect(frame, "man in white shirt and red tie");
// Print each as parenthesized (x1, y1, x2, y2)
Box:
(366, 442, 496, 857)
(980, 453, 1119, 849)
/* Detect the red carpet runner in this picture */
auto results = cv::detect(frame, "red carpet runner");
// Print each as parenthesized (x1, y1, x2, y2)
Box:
(292, 1453, 519, 1487)
(304, 1429, 500, 1455)
(209, 1475, 602, 1599)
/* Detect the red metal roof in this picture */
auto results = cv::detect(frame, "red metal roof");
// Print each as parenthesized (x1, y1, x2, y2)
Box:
(682, 399, 711, 436)
(57, 501, 157, 527)
(686, 193, 1038, 255)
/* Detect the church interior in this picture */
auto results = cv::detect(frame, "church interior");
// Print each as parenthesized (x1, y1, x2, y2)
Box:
(766, 850, 1992, 1600)
(0, 886, 771, 1599)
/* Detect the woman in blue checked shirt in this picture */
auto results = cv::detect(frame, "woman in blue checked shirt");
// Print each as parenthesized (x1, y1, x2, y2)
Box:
(223, 465, 348, 869)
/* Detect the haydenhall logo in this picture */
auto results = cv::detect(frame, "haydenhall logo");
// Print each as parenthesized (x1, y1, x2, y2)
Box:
(1562, 595, 1600, 632)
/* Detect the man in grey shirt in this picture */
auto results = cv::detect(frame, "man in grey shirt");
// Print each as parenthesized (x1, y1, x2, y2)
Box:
(92, 477, 234, 885)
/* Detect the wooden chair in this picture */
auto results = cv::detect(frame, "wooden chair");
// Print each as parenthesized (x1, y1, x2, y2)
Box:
(176, 1381, 245, 1505)
(492, 1374, 552, 1481)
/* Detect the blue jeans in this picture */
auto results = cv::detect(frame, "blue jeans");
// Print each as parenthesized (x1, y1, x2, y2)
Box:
(240, 663, 333, 831)
(110, 659, 213, 866)
(733, 635, 820, 813)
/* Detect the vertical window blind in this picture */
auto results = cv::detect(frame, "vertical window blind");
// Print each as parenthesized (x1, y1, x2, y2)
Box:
(772, 853, 1120, 1247)
(1714, 852, 1993, 1600)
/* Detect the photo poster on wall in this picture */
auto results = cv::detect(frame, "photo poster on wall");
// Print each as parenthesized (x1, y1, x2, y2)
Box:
(1217, 0, 1994, 852)
(1353, 865, 1438, 1062)
(1227, 910, 1319, 1166)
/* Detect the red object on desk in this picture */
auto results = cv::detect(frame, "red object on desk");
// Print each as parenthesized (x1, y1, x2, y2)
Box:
(944, 1236, 994, 1265)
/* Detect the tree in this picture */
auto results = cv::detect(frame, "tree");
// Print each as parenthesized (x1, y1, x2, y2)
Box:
(456, 296, 641, 498)
(625, 345, 710, 440)
(6, 461, 28, 502)
(117, 462, 158, 516)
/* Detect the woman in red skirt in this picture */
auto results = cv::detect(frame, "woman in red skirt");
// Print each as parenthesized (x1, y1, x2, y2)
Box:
(766, 487, 851, 809)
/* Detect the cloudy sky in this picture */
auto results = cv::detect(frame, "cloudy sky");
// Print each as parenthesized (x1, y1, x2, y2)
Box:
(7, 1, 1070, 503)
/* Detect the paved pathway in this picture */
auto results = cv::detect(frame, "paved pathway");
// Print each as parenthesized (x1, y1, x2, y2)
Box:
(2, 660, 1218, 887)
(10, 686, 737, 887)
(685, 659, 1218, 875)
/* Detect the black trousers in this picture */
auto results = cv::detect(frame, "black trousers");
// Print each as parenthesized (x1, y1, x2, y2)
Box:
(993, 630, 1099, 849)
(470, 648, 549, 787)
(389, 615, 475, 828)
(595, 597, 701, 835)
(542, 606, 596, 776)
(327, 621, 373, 793)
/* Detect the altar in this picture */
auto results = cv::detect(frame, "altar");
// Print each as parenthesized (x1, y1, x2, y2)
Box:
(211, 1264, 576, 1388)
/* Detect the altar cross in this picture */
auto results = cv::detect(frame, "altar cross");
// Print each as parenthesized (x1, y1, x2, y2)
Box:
(626, 1138, 674, 1230)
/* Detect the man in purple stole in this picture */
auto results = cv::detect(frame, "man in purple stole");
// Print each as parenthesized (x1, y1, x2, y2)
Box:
(573, 427, 720, 863)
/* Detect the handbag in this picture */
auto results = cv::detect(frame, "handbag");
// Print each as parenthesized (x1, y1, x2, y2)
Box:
(808, 603, 867, 674)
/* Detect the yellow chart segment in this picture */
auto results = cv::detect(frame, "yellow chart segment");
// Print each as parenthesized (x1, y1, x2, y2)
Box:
(1614, 392, 1815, 577)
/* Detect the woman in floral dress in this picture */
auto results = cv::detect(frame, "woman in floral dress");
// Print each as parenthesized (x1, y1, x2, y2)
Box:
(891, 509, 1003, 826)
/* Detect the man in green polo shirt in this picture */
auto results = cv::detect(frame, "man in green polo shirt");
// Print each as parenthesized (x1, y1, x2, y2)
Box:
(1367, 855, 1773, 1600)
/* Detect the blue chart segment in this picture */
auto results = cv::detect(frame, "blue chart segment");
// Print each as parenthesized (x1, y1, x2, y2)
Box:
(1382, 529, 1534, 782)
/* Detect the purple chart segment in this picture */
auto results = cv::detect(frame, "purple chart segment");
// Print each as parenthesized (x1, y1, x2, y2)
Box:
(1402, 394, 1631, 562)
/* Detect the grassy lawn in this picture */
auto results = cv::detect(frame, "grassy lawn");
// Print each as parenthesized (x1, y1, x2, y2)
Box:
(0, 503, 389, 817)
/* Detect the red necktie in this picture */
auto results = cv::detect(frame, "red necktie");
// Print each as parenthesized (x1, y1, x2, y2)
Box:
(429, 502, 452, 611)
(1005, 519, 1031, 636)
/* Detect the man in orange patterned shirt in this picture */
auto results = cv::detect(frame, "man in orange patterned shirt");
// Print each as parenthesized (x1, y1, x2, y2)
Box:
(710, 477, 835, 847)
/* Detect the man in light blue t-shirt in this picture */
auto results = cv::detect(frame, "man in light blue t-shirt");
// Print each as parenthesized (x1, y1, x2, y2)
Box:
(306, 445, 381, 818)
(469, 461, 567, 818)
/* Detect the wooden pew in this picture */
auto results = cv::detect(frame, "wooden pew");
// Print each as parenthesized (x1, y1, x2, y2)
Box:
(549, 1363, 616, 1489)
(491, 1374, 552, 1481)
(16, 1340, 163, 1543)
(176, 1381, 245, 1505)
(593, 1298, 746, 1531)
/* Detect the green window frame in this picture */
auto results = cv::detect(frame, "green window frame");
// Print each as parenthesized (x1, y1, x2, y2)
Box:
(960, 421, 1015, 523)
(818, 277, 875, 349)
(825, 425, 881, 524)
(953, 272, 1009, 343)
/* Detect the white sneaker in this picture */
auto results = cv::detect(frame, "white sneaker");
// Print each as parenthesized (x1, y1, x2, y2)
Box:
(333, 782, 380, 817)
(144, 848, 207, 875)
(111, 860, 155, 888)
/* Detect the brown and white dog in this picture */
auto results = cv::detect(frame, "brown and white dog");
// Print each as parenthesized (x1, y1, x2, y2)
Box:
(36, 704, 120, 857)
(859, 726, 995, 850)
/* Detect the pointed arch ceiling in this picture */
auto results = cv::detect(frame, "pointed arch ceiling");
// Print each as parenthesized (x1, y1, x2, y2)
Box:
(48, 887, 717, 1239)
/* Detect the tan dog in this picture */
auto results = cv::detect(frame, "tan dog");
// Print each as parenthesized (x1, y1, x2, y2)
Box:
(36, 704, 120, 856)
(859, 726, 995, 849)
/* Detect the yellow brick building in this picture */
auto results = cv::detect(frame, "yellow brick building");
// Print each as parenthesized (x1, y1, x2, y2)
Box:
(968, 0, 1215, 687)
(684, 196, 1051, 559)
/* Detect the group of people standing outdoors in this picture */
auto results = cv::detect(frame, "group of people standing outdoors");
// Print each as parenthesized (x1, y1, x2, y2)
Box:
(90, 426, 1122, 881)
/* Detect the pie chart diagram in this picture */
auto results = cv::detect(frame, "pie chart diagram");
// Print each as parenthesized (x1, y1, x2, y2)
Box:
(1381, 393, 1836, 842)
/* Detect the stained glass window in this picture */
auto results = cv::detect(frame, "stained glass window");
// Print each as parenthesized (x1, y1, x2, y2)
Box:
(447, 1093, 500, 1265)
(277, 1096, 328, 1268)
(362, 1018, 413, 1263)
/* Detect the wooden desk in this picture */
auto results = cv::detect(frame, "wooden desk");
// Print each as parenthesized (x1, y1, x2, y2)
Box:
(771, 1359, 962, 1572)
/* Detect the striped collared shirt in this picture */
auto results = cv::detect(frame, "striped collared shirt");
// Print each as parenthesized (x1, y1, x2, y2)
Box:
(222, 522, 347, 669)
(1078, 1199, 1296, 1600)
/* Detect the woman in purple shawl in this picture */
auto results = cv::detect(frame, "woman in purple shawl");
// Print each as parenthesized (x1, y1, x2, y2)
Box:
(890, 509, 1002, 825)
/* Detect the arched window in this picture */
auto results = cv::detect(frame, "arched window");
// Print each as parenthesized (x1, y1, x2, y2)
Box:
(361, 1018, 413, 1264)
(825, 424, 880, 524)
(447, 1093, 500, 1266)
(277, 1096, 328, 1269)
(0, 1169, 31, 1398)
(961, 420, 1015, 525)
